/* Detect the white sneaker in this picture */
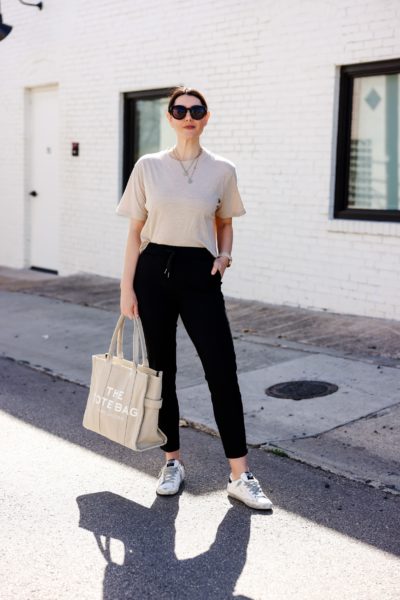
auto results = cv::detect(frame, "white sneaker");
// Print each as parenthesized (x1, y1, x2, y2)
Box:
(156, 459, 185, 496)
(227, 471, 273, 510)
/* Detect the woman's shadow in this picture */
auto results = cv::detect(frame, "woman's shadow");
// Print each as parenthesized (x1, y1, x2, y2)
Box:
(77, 490, 255, 599)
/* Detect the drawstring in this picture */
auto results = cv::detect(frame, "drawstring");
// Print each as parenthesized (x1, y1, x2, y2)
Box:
(163, 250, 176, 278)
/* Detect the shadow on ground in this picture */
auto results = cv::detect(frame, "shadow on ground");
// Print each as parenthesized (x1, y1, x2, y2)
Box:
(1, 355, 400, 562)
(77, 492, 253, 599)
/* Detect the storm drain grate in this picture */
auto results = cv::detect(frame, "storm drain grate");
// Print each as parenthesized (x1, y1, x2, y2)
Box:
(265, 380, 338, 401)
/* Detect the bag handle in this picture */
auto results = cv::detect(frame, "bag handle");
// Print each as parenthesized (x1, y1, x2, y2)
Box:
(116, 326, 124, 358)
(107, 314, 149, 367)
(130, 315, 149, 367)
(132, 316, 149, 366)
(116, 320, 144, 361)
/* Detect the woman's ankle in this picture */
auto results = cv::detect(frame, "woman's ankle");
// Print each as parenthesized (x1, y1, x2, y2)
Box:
(229, 455, 249, 480)
(165, 451, 181, 463)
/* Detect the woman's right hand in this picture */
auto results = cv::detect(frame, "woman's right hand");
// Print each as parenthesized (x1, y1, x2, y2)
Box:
(120, 286, 139, 319)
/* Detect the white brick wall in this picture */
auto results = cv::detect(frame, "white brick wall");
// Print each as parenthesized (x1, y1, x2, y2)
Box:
(1, 0, 400, 319)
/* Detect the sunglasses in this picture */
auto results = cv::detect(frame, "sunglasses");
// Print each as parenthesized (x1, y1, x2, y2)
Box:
(169, 104, 207, 120)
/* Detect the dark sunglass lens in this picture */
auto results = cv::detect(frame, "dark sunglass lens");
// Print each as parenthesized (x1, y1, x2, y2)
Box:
(191, 106, 206, 120)
(171, 106, 186, 119)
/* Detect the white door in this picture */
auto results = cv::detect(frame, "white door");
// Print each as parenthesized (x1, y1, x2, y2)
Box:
(28, 85, 59, 272)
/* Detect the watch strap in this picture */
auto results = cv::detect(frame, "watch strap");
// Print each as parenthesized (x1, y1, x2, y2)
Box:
(217, 252, 232, 267)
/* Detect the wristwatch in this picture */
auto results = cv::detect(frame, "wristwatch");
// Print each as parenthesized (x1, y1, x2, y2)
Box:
(217, 252, 232, 267)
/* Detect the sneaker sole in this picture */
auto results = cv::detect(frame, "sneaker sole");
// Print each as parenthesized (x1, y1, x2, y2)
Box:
(227, 489, 273, 510)
(156, 480, 185, 496)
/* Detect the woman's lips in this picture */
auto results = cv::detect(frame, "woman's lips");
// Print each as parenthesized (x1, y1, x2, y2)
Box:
(184, 126, 195, 129)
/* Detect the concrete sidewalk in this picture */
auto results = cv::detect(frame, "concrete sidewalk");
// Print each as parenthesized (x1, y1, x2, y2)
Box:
(0, 265, 399, 495)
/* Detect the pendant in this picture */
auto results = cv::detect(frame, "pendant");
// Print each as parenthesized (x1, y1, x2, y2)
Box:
(188, 178, 192, 183)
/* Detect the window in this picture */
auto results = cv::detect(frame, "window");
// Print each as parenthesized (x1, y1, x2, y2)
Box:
(334, 58, 400, 221)
(122, 87, 176, 190)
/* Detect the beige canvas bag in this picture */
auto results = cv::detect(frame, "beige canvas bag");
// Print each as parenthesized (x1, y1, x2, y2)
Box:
(82, 313, 167, 451)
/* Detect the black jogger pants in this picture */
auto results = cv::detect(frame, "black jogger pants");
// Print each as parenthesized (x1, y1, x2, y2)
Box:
(133, 242, 248, 459)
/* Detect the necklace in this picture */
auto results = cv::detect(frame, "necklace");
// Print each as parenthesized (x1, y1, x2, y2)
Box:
(171, 146, 203, 184)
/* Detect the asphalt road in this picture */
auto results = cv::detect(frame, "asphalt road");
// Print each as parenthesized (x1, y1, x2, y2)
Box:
(1, 357, 399, 600)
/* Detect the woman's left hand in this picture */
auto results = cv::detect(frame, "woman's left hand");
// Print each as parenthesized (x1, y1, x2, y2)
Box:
(211, 256, 229, 278)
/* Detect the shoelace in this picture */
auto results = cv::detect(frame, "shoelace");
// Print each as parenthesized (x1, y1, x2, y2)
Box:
(159, 465, 180, 484)
(243, 478, 266, 498)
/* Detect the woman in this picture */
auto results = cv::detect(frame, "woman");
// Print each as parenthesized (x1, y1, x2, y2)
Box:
(117, 86, 273, 510)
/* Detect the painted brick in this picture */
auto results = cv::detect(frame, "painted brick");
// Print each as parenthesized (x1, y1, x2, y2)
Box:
(0, 0, 400, 319)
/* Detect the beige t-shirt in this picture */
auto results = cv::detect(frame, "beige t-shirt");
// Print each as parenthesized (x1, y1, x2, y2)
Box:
(115, 145, 246, 257)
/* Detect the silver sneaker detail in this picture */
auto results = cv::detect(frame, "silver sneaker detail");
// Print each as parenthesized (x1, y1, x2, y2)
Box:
(156, 459, 185, 496)
(227, 471, 273, 510)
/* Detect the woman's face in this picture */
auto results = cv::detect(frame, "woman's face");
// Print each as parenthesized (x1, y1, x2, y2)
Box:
(167, 94, 210, 139)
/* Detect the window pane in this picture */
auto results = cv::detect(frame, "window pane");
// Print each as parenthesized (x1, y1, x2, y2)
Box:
(136, 97, 175, 156)
(349, 74, 399, 210)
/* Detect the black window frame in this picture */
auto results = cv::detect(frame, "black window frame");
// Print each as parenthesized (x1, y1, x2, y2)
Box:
(334, 57, 400, 222)
(122, 87, 174, 191)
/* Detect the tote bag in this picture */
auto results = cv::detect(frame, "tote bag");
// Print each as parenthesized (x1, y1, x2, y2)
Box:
(82, 313, 167, 451)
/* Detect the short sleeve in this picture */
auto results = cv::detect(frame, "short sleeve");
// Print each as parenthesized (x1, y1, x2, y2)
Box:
(115, 159, 147, 221)
(215, 167, 246, 218)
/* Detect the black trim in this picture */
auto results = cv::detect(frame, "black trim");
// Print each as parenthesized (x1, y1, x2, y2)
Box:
(334, 58, 400, 222)
(30, 266, 58, 275)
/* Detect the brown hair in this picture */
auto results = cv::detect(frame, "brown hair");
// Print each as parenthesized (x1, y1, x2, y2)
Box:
(167, 86, 208, 112)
